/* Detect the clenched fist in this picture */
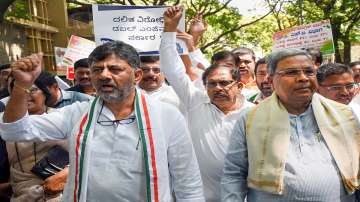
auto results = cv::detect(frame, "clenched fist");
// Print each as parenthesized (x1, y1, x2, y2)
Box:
(163, 6, 183, 32)
(11, 53, 43, 88)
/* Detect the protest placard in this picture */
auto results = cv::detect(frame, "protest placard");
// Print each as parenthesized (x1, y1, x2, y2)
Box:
(67, 66, 75, 80)
(54, 47, 67, 76)
(92, 5, 188, 55)
(272, 20, 335, 55)
(62, 35, 96, 66)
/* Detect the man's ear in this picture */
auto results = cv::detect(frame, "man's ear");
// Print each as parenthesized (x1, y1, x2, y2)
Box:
(134, 69, 143, 84)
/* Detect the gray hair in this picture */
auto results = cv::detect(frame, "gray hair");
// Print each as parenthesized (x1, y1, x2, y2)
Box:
(267, 49, 312, 75)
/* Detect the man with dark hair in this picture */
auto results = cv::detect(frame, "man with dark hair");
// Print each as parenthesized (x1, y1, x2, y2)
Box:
(161, 7, 253, 201)
(222, 48, 360, 201)
(232, 47, 256, 83)
(210, 51, 238, 68)
(0, 41, 204, 201)
(248, 58, 272, 104)
(40, 71, 90, 108)
(317, 63, 358, 105)
(0, 64, 11, 99)
(138, 55, 180, 108)
(66, 58, 95, 96)
(306, 48, 323, 69)
(350, 61, 360, 83)
(231, 47, 259, 99)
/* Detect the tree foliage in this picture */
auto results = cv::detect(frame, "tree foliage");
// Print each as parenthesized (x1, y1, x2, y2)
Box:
(66, 0, 275, 56)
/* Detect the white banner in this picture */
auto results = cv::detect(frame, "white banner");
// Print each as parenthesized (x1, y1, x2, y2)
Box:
(272, 20, 335, 55)
(92, 5, 187, 55)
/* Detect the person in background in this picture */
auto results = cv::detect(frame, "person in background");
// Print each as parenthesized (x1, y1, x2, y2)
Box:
(138, 55, 180, 109)
(66, 58, 96, 96)
(306, 48, 323, 69)
(6, 72, 68, 202)
(211, 51, 238, 68)
(231, 47, 259, 98)
(0, 64, 11, 99)
(40, 72, 91, 108)
(0, 136, 10, 202)
(248, 58, 273, 104)
(317, 63, 358, 105)
(350, 61, 360, 84)
(161, 7, 253, 201)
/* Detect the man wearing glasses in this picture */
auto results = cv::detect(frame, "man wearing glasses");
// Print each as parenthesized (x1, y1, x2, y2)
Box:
(161, 7, 254, 202)
(317, 63, 359, 105)
(138, 55, 180, 109)
(222, 49, 360, 201)
(0, 41, 205, 201)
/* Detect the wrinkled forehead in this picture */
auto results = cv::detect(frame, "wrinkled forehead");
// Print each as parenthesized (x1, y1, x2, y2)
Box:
(91, 54, 132, 68)
(207, 67, 233, 81)
(276, 55, 314, 71)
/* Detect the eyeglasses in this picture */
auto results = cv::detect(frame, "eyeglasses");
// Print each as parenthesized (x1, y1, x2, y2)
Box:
(140, 66, 161, 74)
(320, 83, 359, 92)
(96, 102, 136, 126)
(275, 68, 316, 78)
(206, 80, 236, 89)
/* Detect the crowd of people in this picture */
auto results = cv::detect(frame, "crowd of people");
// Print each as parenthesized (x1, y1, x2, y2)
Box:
(0, 5, 359, 202)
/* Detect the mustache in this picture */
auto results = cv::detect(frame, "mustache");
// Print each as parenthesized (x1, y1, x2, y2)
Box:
(96, 80, 116, 87)
(80, 78, 90, 81)
(294, 84, 311, 90)
(213, 91, 229, 98)
(142, 76, 158, 82)
(260, 82, 271, 89)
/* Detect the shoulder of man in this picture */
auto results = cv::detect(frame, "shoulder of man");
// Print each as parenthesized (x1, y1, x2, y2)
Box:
(66, 85, 83, 93)
(68, 90, 92, 102)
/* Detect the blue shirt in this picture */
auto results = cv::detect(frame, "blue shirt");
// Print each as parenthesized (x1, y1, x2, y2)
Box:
(54, 89, 91, 108)
(221, 106, 356, 202)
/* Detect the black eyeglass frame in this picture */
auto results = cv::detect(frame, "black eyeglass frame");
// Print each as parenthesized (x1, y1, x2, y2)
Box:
(96, 102, 136, 126)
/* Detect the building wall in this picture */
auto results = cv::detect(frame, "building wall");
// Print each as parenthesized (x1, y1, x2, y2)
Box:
(0, 21, 26, 64)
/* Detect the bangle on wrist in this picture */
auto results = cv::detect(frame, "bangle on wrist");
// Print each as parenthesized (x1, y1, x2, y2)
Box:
(14, 82, 31, 94)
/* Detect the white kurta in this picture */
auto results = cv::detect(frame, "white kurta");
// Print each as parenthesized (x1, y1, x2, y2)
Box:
(140, 84, 180, 109)
(160, 32, 254, 202)
(0, 97, 204, 202)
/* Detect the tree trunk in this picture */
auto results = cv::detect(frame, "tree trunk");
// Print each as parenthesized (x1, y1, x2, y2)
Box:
(331, 24, 343, 63)
(342, 38, 351, 64)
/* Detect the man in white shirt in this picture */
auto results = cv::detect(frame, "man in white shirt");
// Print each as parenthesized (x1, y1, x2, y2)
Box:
(0, 41, 204, 202)
(138, 55, 180, 109)
(161, 7, 254, 202)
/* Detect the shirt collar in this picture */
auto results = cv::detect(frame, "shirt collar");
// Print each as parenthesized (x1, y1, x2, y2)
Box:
(288, 104, 313, 118)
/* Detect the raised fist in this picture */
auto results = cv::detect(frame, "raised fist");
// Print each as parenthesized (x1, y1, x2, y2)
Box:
(163, 6, 183, 32)
(11, 53, 43, 88)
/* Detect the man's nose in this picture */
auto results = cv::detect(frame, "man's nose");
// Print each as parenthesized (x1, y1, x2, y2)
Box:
(99, 68, 112, 79)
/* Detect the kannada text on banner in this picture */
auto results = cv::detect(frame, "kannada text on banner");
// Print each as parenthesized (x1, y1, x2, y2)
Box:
(92, 5, 187, 55)
(272, 20, 335, 55)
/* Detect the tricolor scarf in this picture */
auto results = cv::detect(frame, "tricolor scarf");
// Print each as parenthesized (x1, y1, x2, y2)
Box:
(245, 93, 360, 194)
(71, 90, 159, 202)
